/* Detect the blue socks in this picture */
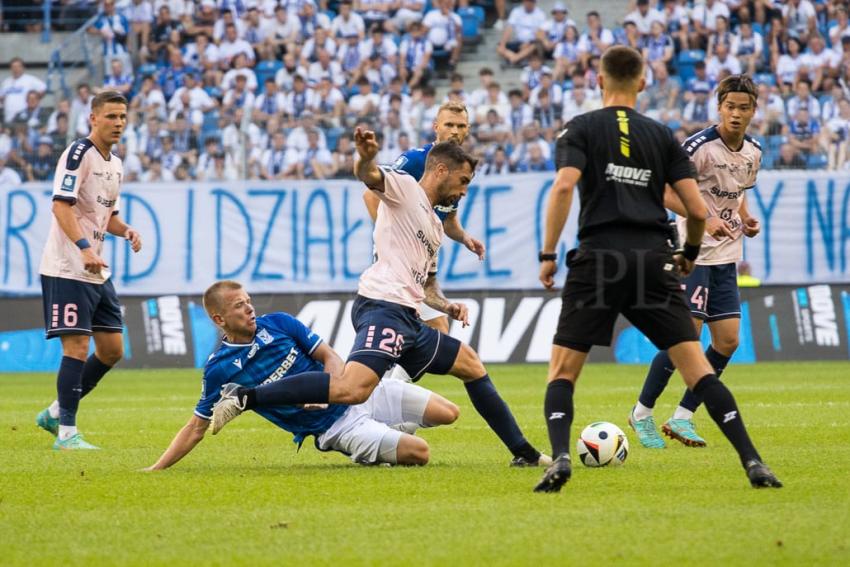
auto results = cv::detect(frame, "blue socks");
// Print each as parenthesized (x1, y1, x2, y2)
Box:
(80, 355, 112, 398)
(464, 375, 535, 459)
(638, 350, 676, 409)
(247, 371, 331, 408)
(57, 356, 85, 426)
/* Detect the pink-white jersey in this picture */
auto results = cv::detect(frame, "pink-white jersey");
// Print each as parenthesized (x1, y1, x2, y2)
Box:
(358, 168, 443, 310)
(39, 138, 123, 284)
(677, 126, 761, 265)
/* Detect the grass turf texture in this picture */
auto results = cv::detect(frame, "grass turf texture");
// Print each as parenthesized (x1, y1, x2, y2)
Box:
(1, 362, 849, 566)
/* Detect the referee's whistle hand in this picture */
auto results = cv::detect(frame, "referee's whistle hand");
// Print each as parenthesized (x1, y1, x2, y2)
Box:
(539, 260, 557, 290)
(673, 254, 694, 276)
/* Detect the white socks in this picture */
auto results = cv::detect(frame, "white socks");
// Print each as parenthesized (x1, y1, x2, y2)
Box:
(58, 425, 78, 441)
(632, 401, 653, 421)
(672, 406, 695, 421)
(48, 400, 60, 419)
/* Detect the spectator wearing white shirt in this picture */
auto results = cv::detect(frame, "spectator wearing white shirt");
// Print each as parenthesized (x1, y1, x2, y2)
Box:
(824, 98, 850, 170)
(682, 85, 718, 133)
(509, 123, 550, 167)
(288, 112, 328, 152)
(0, 154, 23, 186)
(422, 0, 462, 69)
(783, 0, 817, 44)
(301, 27, 338, 65)
(331, 1, 365, 39)
(308, 49, 345, 88)
(624, 0, 665, 37)
(399, 21, 433, 89)
(260, 131, 300, 179)
(348, 77, 381, 118)
(142, 157, 176, 182)
(71, 83, 94, 137)
(311, 75, 347, 126)
(282, 75, 315, 120)
(468, 67, 498, 109)
(213, 9, 245, 42)
(480, 146, 511, 176)
(473, 81, 510, 124)
(537, 3, 574, 58)
(776, 36, 805, 93)
(222, 54, 259, 91)
(506, 88, 534, 133)
(222, 74, 256, 112)
(355, 0, 394, 30)
(392, 0, 426, 32)
(643, 20, 674, 67)
(337, 33, 366, 86)
(103, 58, 134, 95)
(476, 109, 511, 145)
(183, 32, 220, 70)
(731, 21, 764, 75)
(498, 0, 547, 65)
(690, 0, 730, 49)
(578, 11, 614, 67)
(130, 75, 167, 121)
(275, 51, 308, 91)
(253, 78, 287, 124)
(705, 43, 742, 82)
(298, 129, 335, 179)
(553, 23, 582, 82)
(297, 2, 332, 40)
(0, 58, 47, 125)
(520, 53, 550, 98)
(128, 0, 155, 57)
(786, 80, 822, 123)
(560, 85, 601, 122)
(802, 35, 838, 92)
(263, 5, 300, 55)
(529, 70, 563, 109)
(219, 23, 256, 67)
(829, 6, 850, 48)
(379, 78, 413, 122)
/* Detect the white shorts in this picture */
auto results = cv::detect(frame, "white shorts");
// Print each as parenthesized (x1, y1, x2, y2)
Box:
(316, 379, 432, 464)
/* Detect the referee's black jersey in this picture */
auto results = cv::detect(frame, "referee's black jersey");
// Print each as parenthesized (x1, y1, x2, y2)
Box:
(555, 106, 695, 247)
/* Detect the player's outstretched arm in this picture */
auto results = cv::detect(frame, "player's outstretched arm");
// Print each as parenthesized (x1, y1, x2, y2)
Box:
(310, 343, 344, 380)
(354, 127, 385, 192)
(143, 415, 208, 471)
(539, 166, 581, 289)
(424, 274, 469, 327)
(107, 213, 142, 252)
(443, 212, 485, 260)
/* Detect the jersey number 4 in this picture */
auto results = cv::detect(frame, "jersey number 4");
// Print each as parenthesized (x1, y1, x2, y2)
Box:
(365, 326, 405, 357)
(690, 286, 709, 312)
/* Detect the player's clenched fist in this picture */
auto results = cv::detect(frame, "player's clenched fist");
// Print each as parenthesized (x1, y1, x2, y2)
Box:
(354, 127, 380, 161)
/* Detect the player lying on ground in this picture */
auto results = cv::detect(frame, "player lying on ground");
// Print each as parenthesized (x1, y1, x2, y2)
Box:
(630, 74, 763, 449)
(144, 281, 460, 470)
(534, 46, 781, 493)
(209, 134, 550, 467)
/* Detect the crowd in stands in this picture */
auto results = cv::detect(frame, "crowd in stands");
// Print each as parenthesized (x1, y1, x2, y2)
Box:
(4, 0, 850, 184)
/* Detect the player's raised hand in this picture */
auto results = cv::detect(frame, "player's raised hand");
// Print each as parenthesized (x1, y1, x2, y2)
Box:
(705, 216, 734, 239)
(463, 234, 486, 261)
(354, 127, 380, 161)
(539, 259, 558, 289)
(446, 302, 470, 327)
(81, 248, 108, 274)
(125, 227, 142, 252)
(743, 217, 760, 237)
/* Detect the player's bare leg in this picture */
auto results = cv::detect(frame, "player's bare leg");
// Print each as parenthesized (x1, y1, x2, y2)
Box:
(667, 341, 781, 488)
(535, 344, 588, 493)
(447, 342, 549, 466)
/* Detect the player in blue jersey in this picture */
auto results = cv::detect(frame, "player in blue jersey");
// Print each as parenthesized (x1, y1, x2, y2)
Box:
(363, 101, 485, 337)
(144, 280, 460, 470)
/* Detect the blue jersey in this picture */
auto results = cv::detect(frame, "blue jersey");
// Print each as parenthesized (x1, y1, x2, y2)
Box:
(195, 313, 347, 443)
(392, 142, 456, 221)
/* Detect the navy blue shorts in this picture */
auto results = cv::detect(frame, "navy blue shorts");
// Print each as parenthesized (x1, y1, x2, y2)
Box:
(348, 295, 461, 381)
(41, 275, 123, 339)
(682, 263, 741, 322)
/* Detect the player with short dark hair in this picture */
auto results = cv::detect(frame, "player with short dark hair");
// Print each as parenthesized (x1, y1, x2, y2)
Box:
(35, 90, 143, 450)
(630, 74, 763, 449)
(533, 46, 780, 492)
(208, 131, 550, 467)
(144, 280, 460, 470)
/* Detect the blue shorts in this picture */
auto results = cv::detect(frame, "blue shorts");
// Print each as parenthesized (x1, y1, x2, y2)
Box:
(41, 275, 123, 339)
(348, 295, 461, 381)
(682, 263, 741, 322)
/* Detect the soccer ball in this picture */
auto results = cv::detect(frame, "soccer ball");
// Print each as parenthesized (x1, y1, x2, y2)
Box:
(576, 422, 629, 467)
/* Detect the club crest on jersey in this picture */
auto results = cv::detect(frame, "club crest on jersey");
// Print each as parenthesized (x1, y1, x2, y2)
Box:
(257, 328, 273, 345)
(61, 174, 76, 192)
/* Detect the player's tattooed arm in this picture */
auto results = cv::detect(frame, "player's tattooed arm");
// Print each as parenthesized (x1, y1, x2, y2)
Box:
(354, 127, 385, 192)
(424, 274, 470, 327)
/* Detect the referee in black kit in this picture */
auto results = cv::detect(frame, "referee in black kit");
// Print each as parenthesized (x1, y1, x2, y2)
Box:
(533, 46, 781, 493)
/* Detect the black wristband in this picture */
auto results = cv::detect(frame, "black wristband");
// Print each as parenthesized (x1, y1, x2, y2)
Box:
(683, 242, 700, 262)
(538, 252, 557, 262)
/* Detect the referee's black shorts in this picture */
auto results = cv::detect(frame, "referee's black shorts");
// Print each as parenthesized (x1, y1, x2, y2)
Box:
(554, 245, 698, 351)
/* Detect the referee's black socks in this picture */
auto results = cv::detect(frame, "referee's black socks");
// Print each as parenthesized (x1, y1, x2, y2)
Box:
(693, 374, 761, 466)
(544, 379, 575, 458)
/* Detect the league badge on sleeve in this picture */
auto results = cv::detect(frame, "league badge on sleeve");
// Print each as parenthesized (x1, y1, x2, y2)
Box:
(61, 174, 77, 192)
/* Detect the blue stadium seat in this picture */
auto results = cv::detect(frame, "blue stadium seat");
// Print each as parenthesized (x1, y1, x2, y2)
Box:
(806, 153, 828, 169)
(459, 10, 482, 44)
(254, 60, 282, 94)
(676, 50, 705, 84)
(754, 72, 776, 87)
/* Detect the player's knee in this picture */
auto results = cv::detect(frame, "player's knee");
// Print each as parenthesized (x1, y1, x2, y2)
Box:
(62, 336, 89, 361)
(440, 401, 460, 425)
(99, 345, 123, 366)
(399, 437, 429, 466)
(714, 335, 739, 355)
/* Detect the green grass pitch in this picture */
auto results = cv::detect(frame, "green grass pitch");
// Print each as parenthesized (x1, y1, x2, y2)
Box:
(1, 362, 849, 566)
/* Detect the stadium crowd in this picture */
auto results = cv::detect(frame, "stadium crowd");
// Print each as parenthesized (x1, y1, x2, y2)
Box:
(3, 0, 850, 184)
